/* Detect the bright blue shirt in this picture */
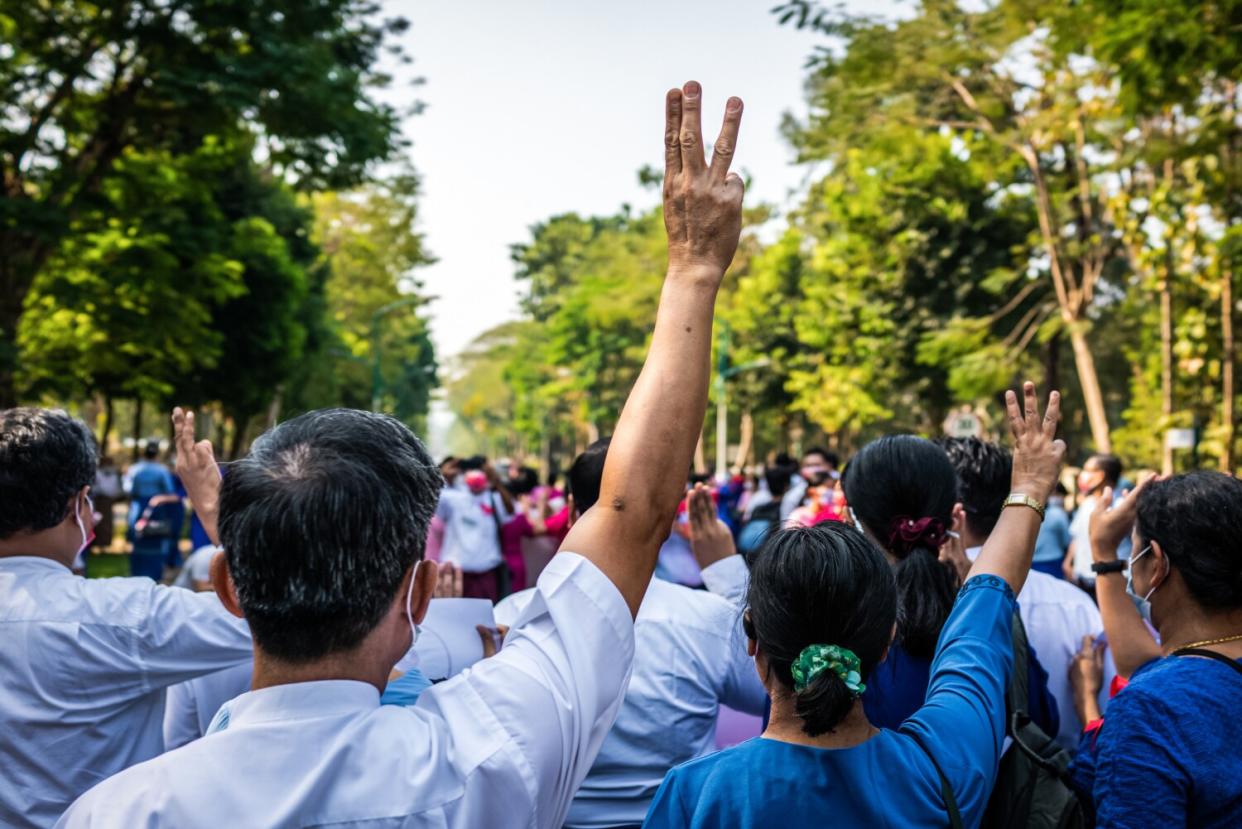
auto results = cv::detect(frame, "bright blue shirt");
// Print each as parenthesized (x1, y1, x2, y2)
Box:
(643, 575, 1015, 828)
(1071, 653, 1242, 828)
(864, 623, 1060, 739)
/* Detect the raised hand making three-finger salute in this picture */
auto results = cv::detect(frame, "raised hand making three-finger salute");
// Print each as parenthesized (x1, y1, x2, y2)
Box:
(969, 382, 1066, 596)
(663, 81, 745, 282)
(562, 82, 745, 616)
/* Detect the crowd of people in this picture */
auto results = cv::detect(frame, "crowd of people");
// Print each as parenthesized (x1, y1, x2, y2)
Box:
(1, 81, 1239, 829)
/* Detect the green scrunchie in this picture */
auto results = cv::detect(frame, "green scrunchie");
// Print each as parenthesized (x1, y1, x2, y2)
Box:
(790, 644, 866, 697)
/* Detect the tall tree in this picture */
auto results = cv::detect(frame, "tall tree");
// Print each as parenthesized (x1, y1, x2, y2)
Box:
(777, 0, 1130, 451)
(283, 173, 437, 432)
(0, 0, 409, 404)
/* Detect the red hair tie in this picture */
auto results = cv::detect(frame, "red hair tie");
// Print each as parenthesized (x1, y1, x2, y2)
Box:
(887, 515, 948, 556)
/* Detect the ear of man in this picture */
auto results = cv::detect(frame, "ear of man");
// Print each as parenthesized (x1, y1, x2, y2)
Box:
(406, 560, 439, 626)
(211, 552, 243, 619)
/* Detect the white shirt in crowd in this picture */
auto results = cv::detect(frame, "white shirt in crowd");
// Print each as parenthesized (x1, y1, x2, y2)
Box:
(57, 553, 635, 829)
(699, 554, 750, 607)
(965, 547, 1116, 749)
(0, 557, 253, 829)
(163, 662, 253, 750)
(171, 544, 219, 591)
(1069, 492, 1133, 582)
(496, 572, 767, 829)
(779, 477, 807, 520)
(435, 488, 510, 573)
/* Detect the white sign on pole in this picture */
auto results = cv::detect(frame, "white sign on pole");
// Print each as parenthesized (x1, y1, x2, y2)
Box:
(1165, 428, 1196, 450)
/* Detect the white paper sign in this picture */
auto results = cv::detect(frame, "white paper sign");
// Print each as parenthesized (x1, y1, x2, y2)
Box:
(394, 598, 496, 680)
(1165, 428, 1196, 450)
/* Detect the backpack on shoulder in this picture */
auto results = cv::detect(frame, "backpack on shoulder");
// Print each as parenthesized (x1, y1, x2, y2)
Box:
(982, 614, 1090, 829)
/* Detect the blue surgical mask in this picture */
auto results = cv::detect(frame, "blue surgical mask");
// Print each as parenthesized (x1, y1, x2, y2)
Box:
(1126, 544, 1160, 621)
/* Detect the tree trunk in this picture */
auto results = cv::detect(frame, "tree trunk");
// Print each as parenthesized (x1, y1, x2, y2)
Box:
(265, 388, 283, 431)
(227, 418, 248, 461)
(1044, 332, 1061, 396)
(1160, 275, 1175, 474)
(734, 411, 755, 473)
(130, 399, 144, 463)
(0, 269, 25, 408)
(99, 397, 114, 453)
(1223, 263, 1236, 473)
(1067, 324, 1112, 453)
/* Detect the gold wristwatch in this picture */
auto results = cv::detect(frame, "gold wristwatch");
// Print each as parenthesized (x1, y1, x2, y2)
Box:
(1002, 492, 1045, 520)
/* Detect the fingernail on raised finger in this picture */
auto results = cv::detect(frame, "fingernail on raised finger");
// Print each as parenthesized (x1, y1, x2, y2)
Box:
(684, 81, 701, 98)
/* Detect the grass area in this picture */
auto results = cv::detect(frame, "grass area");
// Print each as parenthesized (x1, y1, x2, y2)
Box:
(86, 553, 131, 579)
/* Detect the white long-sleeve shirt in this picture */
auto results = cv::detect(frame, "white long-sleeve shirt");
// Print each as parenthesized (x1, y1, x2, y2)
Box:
(57, 553, 634, 829)
(496, 571, 767, 828)
(0, 557, 253, 828)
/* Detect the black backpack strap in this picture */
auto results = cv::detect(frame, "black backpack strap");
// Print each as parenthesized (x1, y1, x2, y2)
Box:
(1173, 647, 1242, 677)
(905, 729, 964, 829)
(1007, 611, 1031, 718)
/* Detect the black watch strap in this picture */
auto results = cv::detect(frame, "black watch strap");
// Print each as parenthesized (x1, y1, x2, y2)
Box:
(1091, 560, 1127, 575)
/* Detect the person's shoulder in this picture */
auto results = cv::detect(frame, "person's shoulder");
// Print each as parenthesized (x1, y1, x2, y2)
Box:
(669, 737, 765, 782)
(1021, 570, 1097, 611)
(1131, 652, 1242, 691)
(639, 580, 735, 625)
(60, 747, 178, 824)
(493, 587, 537, 627)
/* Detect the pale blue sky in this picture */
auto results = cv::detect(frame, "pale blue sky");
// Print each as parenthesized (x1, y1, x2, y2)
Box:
(385, 0, 859, 359)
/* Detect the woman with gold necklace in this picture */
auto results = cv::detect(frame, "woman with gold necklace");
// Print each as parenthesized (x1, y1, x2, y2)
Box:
(1070, 470, 1242, 827)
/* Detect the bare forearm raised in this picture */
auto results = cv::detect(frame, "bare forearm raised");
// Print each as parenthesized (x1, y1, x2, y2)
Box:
(561, 82, 745, 616)
(1088, 480, 1162, 678)
(1096, 572, 1160, 677)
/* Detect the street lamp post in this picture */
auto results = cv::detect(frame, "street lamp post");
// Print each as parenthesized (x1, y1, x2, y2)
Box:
(370, 295, 423, 412)
(714, 320, 770, 480)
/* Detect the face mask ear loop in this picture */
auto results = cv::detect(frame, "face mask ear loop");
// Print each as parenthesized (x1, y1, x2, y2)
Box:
(74, 493, 93, 555)
(405, 562, 422, 647)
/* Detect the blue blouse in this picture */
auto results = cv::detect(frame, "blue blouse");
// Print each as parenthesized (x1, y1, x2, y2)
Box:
(865, 628, 1060, 738)
(643, 575, 1016, 828)
(1070, 653, 1242, 828)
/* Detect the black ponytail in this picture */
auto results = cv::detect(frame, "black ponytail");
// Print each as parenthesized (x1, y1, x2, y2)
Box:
(746, 523, 897, 736)
(892, 545, 960, 658)
(843, 435, 960, 660)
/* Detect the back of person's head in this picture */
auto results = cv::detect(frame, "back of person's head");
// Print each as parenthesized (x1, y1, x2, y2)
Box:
(509, 466, 540, 496)
(764, 457, 798, 498)
(744, 523, 897, 736)
(1088, 453, 1122, 487)
(219, 408, 442, 663)
(0, 408, 97, 540)
(143, 440, 160, 460)
(803, 446, 840, 469)
(1136, 471, 1242, 611)
(936, 436, 1012, 538)
(568, 438, 610, 515)
(842, 435, 960, 659)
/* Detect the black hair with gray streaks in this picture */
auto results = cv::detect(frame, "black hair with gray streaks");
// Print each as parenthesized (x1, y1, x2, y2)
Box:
(0, 408, 97, 539)
(219, 408, 442, 663)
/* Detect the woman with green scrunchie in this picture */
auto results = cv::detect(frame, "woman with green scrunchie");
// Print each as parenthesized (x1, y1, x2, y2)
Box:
(644, 384, 1067, 828)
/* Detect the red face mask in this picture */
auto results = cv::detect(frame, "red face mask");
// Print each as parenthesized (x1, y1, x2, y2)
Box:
(464, 470, 489, 495)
